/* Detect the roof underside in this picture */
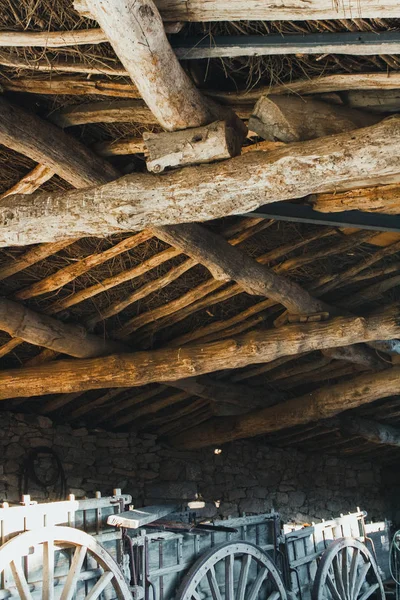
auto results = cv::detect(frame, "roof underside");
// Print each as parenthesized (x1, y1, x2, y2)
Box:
(0, 0, 400, 463)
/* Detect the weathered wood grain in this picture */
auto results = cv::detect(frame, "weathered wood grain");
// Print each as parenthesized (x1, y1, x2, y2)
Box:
(0, 306, 398, 400)
(2, 119, 400, 247)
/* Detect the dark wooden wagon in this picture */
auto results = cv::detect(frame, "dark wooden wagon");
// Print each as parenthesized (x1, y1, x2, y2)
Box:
(0, 493, 388, 600)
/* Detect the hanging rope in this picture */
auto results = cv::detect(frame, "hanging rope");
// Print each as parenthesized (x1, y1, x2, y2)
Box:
(20, 447, 67, 500)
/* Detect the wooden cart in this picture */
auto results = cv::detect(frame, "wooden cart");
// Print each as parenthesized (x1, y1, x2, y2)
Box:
(0, 493, 387, 600)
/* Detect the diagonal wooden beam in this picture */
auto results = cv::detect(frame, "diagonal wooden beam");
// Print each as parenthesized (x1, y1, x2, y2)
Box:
(170, 368, 400, 449)
(0, 297, 128, 358)
(339, 416, 400, 448)
(81, 0, 242, 132)
(0, 306, 398, 401)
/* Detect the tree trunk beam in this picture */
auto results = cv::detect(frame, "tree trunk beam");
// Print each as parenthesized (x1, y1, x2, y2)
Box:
(81, 0, 234, 132)
(0, 28, 107, 47)
(154, 223, 328, 315)
(144, 121, 243, 173)
(248, 95, 380, 143)
(0, 76, 140, 98)
(344, 89, 400, 114)
(170, 368, 400, 449)
(0, 307, 399, 400)
(74, 0, 400, 22)
(0, 98, 118, 188)
(2, 119, 400, 247)
(339, 416, 400, 447)
(0, 298, 128, 358)
(94, 137, 145, 157)
(311, 183, 400, 214)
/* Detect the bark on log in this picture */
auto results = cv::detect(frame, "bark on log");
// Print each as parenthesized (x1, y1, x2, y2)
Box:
(0, 298, 127, 358)
(339, 416, 400, 447)
(154, 223, 328, 315)
(170, 368, 400, 449)
(311, 184, 400, 214)
(248, 95, 380, 143)
(0, 28, 107, 47)
(1, 76, 140, 98)
(2, 119, 400, 247)
(144, 121, 242, 173)
(94, 137, 145, 157)
(344, 90, 400, 113)
(0, 307, 398, 400)
(0, 97, 117, 188)
(74, 0, 400, 21)
(81, 0, 230, 132)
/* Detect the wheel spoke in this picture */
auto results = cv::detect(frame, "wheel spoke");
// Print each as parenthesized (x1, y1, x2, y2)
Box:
(266, 590, 281, 600)
(60, 544, 88, 600)
(352, 562, 371, 600)
(10, 559, 34, 600)
(332, 555, 347, 600)
(348, 548, 360, 600)
(207, 566, 223, 600)
(326, 574, 344, 600)
(236, 554, 251, 600)
(192, 591, 202, 600)
(85, 571, 114, 600)
(341, 548, 349, 600)
(247, 566, 268, 600)
(42, 540, 55, 600)
(225, 554, 234, 600)
(358, 583, 379, 600)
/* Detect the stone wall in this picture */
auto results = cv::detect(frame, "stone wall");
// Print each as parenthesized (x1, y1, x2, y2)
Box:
(0, 412, 390, 523)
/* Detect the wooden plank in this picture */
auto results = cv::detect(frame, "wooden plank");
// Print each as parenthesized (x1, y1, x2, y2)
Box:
(107, 505, 178, 529)
(0, 29, 107, 47)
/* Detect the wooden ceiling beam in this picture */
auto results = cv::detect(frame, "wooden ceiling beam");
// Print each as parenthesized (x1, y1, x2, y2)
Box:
(339, 416, 400, 448)
(75, 0, 400, 22)
(0, 306, 398, 401)
(170, 367, 400, 449)
(0, 297, 128, 358)
(2, 118, 400, 247)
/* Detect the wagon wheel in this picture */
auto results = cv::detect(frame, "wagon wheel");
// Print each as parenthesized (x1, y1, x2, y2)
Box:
(312, 538, 384, 600)
(0, 525, 131, 599)
(176, 541, 287, 600)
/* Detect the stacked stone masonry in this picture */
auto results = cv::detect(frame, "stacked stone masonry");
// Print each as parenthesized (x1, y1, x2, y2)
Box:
(0, 412, 391, 523)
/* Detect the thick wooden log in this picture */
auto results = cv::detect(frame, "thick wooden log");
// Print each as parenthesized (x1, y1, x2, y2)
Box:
(344, 90, 400, 114)
(0, 298, 127, 358)
(50, 100, 159, 128)
(170, 368, 400, 449)
(75, 0, 400, 21)
(311, 183, 400, 214)
(81, 0, 229, 132)
(94, 137, 145, 157)
(153, 223, 327, 315)
(0, 307, 398, 400)
(1, 76, 140, 98)
(2, 119, 400, 247)
(248, 95, 380, 143)
(144, 121, 242, 173)
(339, 416, 400, 447)
(0, 29, 107, 47)
(0, 97, 117, 188)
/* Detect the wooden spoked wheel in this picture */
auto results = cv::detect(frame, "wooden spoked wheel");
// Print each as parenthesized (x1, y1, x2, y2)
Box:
(0, 525, 131, 599)
(311, 538, 385, 600)
(176, 541, 287, 600)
